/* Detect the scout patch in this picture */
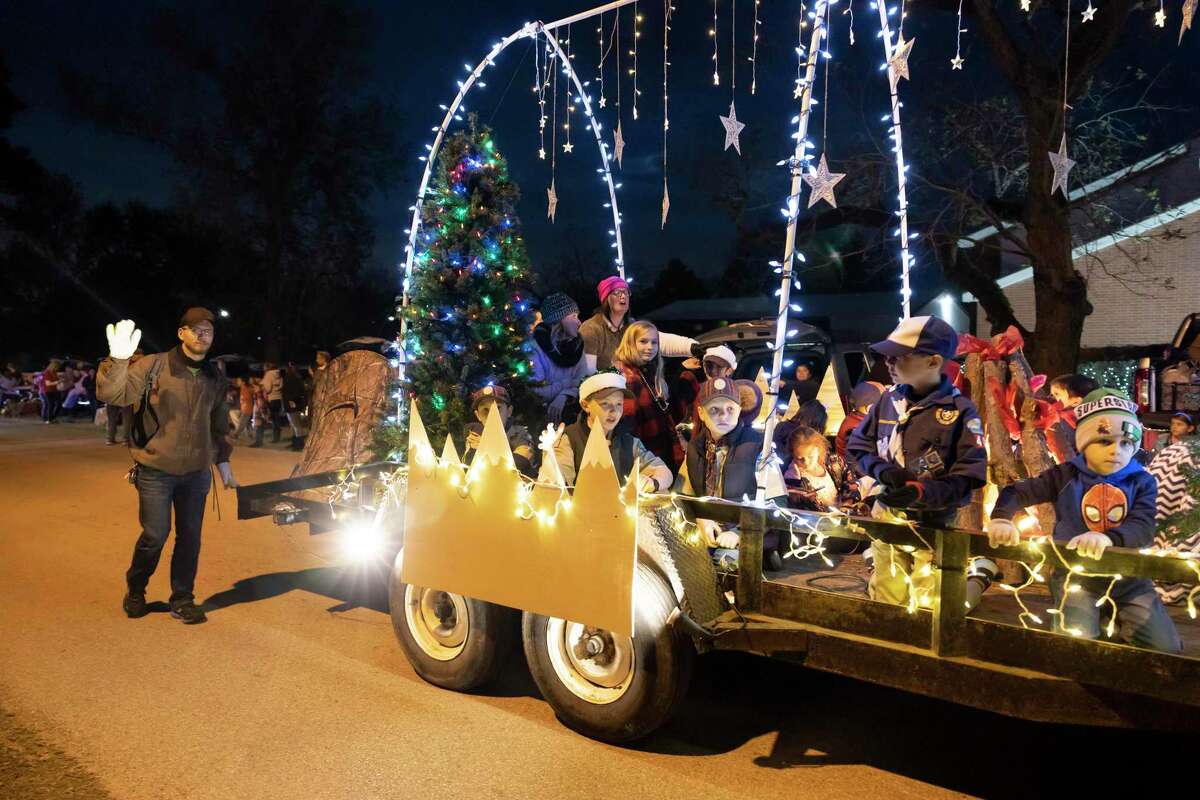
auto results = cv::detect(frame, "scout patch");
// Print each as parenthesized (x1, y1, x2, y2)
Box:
(936, 408, 961, 426)
(966, 415, 984, 446)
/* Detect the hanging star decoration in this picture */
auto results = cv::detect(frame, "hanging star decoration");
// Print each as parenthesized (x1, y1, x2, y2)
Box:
(562, 141, 574, 153)
(1048, 134, 1076, 198)
(1183, 0, 1198, 42)
(538, 147, 547, 160)
(887, 34, 916, 90)
(1155, 6, 1167, 27)
(719, 101, 746, 154)
(793, 81, 804, 99)
(1020, 0, 1031, 10)
(614, 121, 626, 168)
(1082, 2, 1097, 21)
(950, 54, 964, 70)
(661, 185, 670, 229)
(547, 180, 558, 222)
(599, 95, 607, 109)
(803, 154, 846, 209)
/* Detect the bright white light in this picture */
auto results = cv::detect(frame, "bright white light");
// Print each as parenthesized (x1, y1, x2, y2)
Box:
(342, 520, 383, 561)
(218, 309, 230, 318)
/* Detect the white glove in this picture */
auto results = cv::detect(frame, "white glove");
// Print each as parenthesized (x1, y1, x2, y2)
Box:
(1067, 532, 1113, 560)
(106, 319, 142, 360)
(217, 462, 238, 489)
(538, 422, 565, 454)
(715, 530, 741, 549)
(987, 519, 1022, 549)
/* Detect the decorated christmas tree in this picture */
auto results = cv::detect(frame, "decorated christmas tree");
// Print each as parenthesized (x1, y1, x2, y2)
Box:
(379, 116, 538, 454)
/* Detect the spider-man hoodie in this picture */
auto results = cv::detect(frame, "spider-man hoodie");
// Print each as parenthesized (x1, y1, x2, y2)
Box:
(992, 455, 1157, 598)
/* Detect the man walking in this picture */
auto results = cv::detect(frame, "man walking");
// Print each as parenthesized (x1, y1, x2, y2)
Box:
(97, 308, 238, 624)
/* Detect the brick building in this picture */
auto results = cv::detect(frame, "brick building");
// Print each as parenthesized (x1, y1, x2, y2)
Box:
(963, 138, 1200, 354)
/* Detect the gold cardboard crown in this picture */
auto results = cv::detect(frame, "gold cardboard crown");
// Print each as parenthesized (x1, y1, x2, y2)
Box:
(401, 401, 638, 636)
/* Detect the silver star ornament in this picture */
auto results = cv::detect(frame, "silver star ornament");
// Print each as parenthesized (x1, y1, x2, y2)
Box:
(888, 34, 916, 90)
(562, 141, 574, 153)
(1082, 3, 1097, 21)
(1048, 134, 1076, 198)
(546, 181, 558, 222)
(803, 154, 846, 209)
(1155, 8, 1167, 27)
(614, 121, 626, 168)
(950, 54, 964, 70)
(719, 101, 746, 155)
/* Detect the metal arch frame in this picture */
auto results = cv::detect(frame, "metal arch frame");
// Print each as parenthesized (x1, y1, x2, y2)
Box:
(399, 1, 637, 320)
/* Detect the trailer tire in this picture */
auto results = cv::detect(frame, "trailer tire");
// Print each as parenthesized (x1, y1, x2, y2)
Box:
(522, 562, 693, 743)
(389, 550, 516, 691)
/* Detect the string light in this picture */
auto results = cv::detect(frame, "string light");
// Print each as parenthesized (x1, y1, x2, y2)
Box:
(750, 0, 761, 94)
(563, 25, 575, 153)
(631, 2, 641, 120)
(711, 0, 720, 86)
(876, 0, 914, 319)
(598, 11, 607, 108)
(662, 0, 674, 228)
(951, 0, 965, 69)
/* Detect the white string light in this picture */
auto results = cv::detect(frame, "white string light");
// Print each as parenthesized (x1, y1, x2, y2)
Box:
(662, 0, 674, 227)
(750, 0, 761, 94)
(876, 1, 914, 319)
(951, 0, 966, 69)
(711, 0, 720, 86)
(563, 24, 575, 153)
(598, 11, 607, 108)
(631, 1, 641, 120)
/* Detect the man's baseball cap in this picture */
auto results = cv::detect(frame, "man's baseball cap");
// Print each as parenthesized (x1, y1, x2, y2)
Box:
(470, 385, 511, 409)
(871, 315, 958, 360)
(179, 307, 216, 328)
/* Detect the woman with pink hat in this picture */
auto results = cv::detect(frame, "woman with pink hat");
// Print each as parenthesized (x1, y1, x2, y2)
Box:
(578, 275, 701, 372)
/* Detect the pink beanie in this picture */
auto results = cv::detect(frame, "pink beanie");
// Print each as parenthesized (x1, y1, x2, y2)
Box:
(597, 275, 630, 305)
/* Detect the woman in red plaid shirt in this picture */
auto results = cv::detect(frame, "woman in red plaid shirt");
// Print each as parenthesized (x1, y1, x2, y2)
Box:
(613, 321, 685, 472)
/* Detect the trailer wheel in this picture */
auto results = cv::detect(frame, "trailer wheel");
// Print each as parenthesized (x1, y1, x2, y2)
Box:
(522, 562, 693, 743)
(389, 551, 515, 691)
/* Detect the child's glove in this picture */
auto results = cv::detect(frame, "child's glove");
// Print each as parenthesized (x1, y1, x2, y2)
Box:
(987, 519, 1022, 548)
(878, 466, 916, 488)
(1067, 532, 1114, 560)
(879, 482, 923, 508)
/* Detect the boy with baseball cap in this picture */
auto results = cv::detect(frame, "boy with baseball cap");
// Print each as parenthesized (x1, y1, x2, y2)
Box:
(548, 371, 673, 493)
(464, 385, 536, 478)
(988, 389, 1181, 652)
(846, 316, 989, 609)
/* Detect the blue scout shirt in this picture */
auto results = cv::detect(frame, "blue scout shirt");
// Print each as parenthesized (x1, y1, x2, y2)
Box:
(846, 376, 986, 515)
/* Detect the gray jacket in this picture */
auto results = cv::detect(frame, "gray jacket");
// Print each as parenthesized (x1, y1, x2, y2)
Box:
(97, 347, 233, 475)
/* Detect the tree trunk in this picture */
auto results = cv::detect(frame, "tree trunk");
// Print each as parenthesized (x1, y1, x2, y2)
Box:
(1022, 93, 1092, 377)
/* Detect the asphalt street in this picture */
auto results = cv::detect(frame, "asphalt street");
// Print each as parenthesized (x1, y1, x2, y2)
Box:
(1, 418, 1195, 800)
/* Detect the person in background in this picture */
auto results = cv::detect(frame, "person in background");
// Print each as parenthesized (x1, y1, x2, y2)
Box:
(676, 345, 738, 431)
(463, 385, 536, 478)
(578, 275, 702, 372)
(281, 362, 307, 450)
(530, 292, 592, 425)
(773, 395, 829, 459)
(231, 376, 256, 442)
(97, 309, 238, 625)
(678, 377, 786, 570)
(836, 382, 885, 462)
(783, 426, 864, 546)
(38, 359, 63, 424)
(989, 389, 1181, 653)
(847, 316, 990, 610)
(613, 321, 685, 473)
(1151, 412, 1196, 461)
(249, 376, 271, 448)
(1047, 374, 1100, 462)
(548, 371, 672, 492)
(260, 361, 284, 443)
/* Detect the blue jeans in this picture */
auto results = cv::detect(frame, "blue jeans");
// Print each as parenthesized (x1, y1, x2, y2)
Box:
(1048, 574, 1183, 654)
(127, 465, 211, 605)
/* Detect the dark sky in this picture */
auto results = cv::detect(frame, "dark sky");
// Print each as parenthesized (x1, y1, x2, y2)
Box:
(4, 0, 1199, 300)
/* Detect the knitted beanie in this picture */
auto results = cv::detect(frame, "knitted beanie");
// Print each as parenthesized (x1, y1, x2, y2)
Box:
(1074, 388, 1143, 452)
(597, 275, 630, 305)
(540, 293, 580, 325)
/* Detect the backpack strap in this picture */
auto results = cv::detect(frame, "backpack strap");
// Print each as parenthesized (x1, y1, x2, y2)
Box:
(130, 353, 167, 448)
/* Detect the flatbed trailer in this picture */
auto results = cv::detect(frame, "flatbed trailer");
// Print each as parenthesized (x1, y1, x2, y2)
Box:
(238, 463, 1200, 742)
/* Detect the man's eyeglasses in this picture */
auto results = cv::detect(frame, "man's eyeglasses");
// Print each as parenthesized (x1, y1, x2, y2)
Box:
(188, 326, 215, 339)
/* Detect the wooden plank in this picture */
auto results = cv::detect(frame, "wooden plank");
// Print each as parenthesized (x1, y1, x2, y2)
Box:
(932, 529, 969, 656)
(759, 579, 931, 649)
(736, 507, 765, 612)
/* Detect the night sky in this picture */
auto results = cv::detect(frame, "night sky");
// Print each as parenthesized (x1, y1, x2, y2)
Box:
(4, 0, 1199, 298)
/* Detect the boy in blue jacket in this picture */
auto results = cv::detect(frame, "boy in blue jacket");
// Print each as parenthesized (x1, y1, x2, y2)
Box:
(988, 389, 1182, 653)
(847, 316, 990, 609)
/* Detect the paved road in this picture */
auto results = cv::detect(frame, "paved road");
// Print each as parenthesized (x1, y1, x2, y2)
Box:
(1, 420, 1195, 800)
